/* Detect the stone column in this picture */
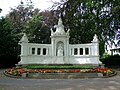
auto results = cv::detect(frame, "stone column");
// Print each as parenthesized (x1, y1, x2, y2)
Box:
(41, 48, 43, 55)
(21, 43, 28, 56)
(46, 48, 49, 56)
(83, 48, 85, 55)
(78, 48, 80, 55)
(72, 48, 74, 56)
(91, 34, 99, 56)
(19, 33, 29, 56)
(35, 48, 37, 55)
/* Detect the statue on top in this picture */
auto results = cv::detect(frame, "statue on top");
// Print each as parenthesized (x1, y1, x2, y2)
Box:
(54, 18, 65, 34)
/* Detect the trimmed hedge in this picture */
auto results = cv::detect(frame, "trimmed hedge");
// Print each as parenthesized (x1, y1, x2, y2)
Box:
(22, 65, 94, 69)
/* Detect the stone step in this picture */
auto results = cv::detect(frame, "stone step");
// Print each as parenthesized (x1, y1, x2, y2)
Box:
(25, 73, 103, 79)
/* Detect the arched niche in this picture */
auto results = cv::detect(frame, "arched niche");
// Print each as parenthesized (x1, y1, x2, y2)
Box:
(56, 41, 64, 56)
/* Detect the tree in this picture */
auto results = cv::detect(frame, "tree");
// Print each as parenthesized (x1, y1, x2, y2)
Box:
(0, 17, 19, 67)
(25, 14, 51, 44)
(6, 1, 40, 40)
(52, 0, 120, 56)
(6, 1, 52, 44)
(52, 0, 97, 43)
(0, 1, 52, 67)
(40, 10, 58, 28)
(52, 0, 120, 43)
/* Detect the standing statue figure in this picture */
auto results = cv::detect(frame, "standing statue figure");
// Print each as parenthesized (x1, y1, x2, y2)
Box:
(57, 44, 63, 56)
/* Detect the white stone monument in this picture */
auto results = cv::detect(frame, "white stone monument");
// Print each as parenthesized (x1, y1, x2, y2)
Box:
(18, 18, 102, 65)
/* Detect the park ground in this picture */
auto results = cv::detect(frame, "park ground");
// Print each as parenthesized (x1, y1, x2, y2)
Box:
(0, 68, 120, 90)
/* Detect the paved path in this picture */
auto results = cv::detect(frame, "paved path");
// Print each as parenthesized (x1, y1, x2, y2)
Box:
(0, 69, 120, 90)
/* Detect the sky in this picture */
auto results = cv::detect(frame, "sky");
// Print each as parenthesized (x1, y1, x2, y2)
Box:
(0, 0, 60, 17)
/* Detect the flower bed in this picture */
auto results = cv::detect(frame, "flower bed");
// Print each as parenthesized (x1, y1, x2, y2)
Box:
(5, 67, 115, 78)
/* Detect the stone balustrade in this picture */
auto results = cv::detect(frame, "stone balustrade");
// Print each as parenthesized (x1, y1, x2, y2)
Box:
(18, 18, 102, 65)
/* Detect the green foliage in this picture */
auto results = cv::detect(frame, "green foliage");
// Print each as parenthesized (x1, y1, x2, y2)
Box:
(0, 1, 53, 68)
(40, 10, 58, 28)
(25, 14, 51, 43)
(102, 52, 111, 60)
(7, 2, 52, 44)
(0, 1, 56, 67)
(99, 41, 105, 56)
(53, 0, 120, 55)
(0, 17, 20, 67)
(101, 54, 120, 66)
(0, 17, 15, 56)
(6, 2, 40, 40)
(22, 65, 94, 69)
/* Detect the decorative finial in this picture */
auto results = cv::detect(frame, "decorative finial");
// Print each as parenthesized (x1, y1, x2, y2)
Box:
(92, 34, 98, 42)
(19, 33, 29, 43)
(50, 28, 54, 35)
(54, 18, 65, 34)
(67, 28, 70, 35)
(58, 18, 63, 25)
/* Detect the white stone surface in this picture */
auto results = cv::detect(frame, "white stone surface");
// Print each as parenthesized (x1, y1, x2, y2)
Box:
(54, 18, 65, 35)
(19, 18, 102, 65)
(19, 33, 29, 43)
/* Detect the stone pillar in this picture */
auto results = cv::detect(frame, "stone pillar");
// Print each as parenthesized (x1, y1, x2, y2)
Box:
(83, 48, 85, 55)
(51, 36, 56, 56)
(18, 33, 29, 64)
(78, 48, 80, 55)
(72, 48, 74, 56)
(66, 38, 69, 56)
(21, 43, 28, 56)
(41, 48, 43, 55)
(19, 33, 29, 56)
(88, 47, 91, 55)
(91, 34, 99, 56)
(46, 48, 49, 56)
(35, 48, 37, 55)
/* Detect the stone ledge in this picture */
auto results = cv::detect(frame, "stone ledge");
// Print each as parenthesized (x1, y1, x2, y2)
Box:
(27, 73, 101, 79)
(3, 72, 112, 79)
(4, 71, 117, 79)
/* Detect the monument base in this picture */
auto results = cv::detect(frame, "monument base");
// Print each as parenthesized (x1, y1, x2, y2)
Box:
(18, 56, 102, 66)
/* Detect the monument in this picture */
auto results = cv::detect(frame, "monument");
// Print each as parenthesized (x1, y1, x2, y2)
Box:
(18, 18, 102, 65)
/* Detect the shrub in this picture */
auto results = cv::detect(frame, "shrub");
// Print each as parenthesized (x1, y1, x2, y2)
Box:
(101, 54, 120, 66)
(22, 65, 94, 69)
